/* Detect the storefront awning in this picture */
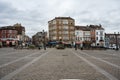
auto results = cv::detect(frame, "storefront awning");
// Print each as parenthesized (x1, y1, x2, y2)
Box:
(76, 41, 82, 44)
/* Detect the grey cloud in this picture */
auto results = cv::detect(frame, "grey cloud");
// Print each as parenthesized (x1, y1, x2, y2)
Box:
(0, 1, 18, 13)
(0, 1, 19, 25)
(0, 0, 120, 37)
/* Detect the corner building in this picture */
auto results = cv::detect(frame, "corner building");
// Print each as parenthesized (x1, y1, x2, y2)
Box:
(48, 17, 75, 44)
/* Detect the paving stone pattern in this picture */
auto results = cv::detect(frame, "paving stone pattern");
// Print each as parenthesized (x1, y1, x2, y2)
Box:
(0, 48, 120, 80)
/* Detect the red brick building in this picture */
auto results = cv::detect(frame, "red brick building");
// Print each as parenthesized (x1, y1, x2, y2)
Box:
(0, 26, 18, 47)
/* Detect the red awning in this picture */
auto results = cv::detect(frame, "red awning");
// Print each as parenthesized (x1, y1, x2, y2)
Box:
(76, 42, 82, 44)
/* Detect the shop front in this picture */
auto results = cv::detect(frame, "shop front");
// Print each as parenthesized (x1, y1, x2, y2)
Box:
(75, 41, 83, 48)
(1, 38, 18, 47)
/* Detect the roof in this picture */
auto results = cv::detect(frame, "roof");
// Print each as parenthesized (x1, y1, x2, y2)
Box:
(0, 26, 16, 30)
(55, 17, 74, 20)
(75, 26, 90, 31)
(89, 25, 104, 30)
(105, 33, 120, 36)
(48, 17, 74, 22)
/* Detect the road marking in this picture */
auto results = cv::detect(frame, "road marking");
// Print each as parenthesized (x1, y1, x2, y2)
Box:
(91, 50, 120, 58)
(0, 51, 50, 80)
(0, 52, 17, 57)
(72, 51, 118, 80)
(104, 51, 120, 57)
(0, 51, 43, 68)
(0, 50, 28, 57)
(79, 51, 120, 69)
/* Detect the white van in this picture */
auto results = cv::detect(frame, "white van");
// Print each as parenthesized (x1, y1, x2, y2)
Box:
(109, 44, 119, 49)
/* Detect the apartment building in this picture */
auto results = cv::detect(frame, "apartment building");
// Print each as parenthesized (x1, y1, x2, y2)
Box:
(105, 33, 120, 48)
(48, 17, 75, 44)
(0, 26, 18, 47)
(32, 30, 47, 47)
(0, 23, 26, 47)
(89, 25, 105, 46)
(75, 26, 91, 47)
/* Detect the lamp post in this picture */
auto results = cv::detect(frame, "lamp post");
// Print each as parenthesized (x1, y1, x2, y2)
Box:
(114, 32, 119, 50)
(43, 30, 46, 50)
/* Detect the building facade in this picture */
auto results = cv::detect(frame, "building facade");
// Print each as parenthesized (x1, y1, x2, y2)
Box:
(105, 33, 120, 49)
(75, 26, 91, 47)
(48, 17, 75, 44)
(89, 25, 105, 47)
(32, 30, 47, 47)
(95, 29, 105, 46)
(0, 23, 26, 47)
(75, 25, 105, 48)
(0, 27, 18, 47)
(75, 26, 91, 44)
(13, 23, 25, 42)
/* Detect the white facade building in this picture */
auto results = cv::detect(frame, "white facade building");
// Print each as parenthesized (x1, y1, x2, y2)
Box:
(75, 30, 83, 42)
(95, 29, 105, 46)
(75, 26, 91, 47)
(83, 31, 91, 41)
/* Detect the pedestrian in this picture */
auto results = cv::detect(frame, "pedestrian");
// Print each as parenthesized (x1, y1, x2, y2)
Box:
(75, 44, 77, 50)
(38, 47, 41, 50)
(38, 44, 41, 50)
(0, 42, 2, 48)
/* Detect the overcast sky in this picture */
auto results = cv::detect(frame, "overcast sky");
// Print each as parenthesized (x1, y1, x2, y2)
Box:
(0, 0, 120, 37)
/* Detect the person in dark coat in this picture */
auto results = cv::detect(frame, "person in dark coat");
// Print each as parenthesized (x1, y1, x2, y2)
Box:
(75, 43, 77, 50)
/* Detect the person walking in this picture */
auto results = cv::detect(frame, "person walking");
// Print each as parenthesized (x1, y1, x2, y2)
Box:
(75, 43, 77, 50)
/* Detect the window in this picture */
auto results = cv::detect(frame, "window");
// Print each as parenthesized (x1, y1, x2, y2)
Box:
(75, 31, 79, 36)
(100, 31, 103, 36)
(77, 32, 79, 35)
(100, 37, 103, 40)
(96, 37, 98, 40)
(9, 30, 12, 33)
(59, 26, 62, 30)
(63, 31, 68, 34)
(8, 34, 10, 38)
(63, 26, 68, 30)
(96, 32, 98, 35)
(59, 31, 62, 35)
(63, 20, 68, 24)
(80, 37, 82, 41)
(70, 27, 74, 30)
(63, 36, 69, 40)
(53, 20, 56, 24)
(2, 30, 6, 33)
(76, 37, 78, 40)
(3, 34, 6, 38)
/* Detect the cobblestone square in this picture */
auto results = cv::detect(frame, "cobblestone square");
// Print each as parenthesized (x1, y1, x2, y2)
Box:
(0, 48, 120, 80)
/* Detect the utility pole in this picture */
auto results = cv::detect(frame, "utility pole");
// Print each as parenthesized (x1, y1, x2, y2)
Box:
(114, 32, 119, 50)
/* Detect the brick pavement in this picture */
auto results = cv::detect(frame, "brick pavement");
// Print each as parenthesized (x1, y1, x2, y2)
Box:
(9, 49, 108, 80)
(0, 48, 120, 80)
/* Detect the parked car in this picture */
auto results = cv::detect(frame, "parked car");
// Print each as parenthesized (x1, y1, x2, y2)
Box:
(109, 46, 119, 49)
(56, 43, 65, 49)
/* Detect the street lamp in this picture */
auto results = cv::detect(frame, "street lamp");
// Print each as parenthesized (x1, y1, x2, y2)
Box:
(114, 32, 119, 50)
(42, 30, 46, 50)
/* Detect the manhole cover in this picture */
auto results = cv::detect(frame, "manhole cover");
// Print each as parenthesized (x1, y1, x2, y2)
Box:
(62, 54, 68, 56)
(60, 79, 81, 80)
